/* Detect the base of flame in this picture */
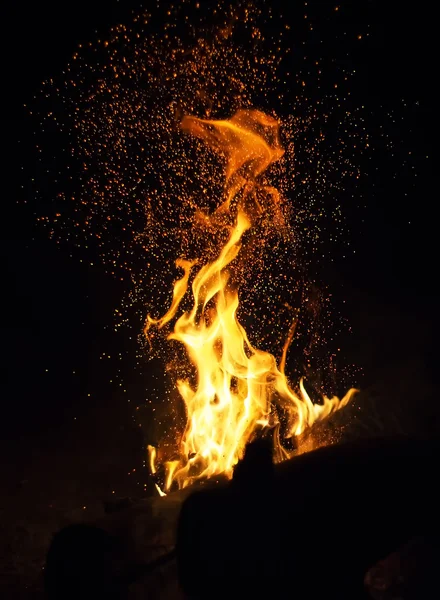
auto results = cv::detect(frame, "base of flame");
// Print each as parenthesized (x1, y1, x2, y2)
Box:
(148, 374, 357, 495)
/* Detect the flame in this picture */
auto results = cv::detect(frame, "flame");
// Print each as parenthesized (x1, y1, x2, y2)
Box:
(180, 110, 284, 219)
(146, 110, 357, 491)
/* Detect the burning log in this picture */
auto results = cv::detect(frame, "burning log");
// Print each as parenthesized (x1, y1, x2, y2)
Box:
(176, 436, 440, 599)
(44, 436, 439, 599)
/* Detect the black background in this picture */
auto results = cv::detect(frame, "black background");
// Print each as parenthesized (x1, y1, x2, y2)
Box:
(0, 0, 435, 496)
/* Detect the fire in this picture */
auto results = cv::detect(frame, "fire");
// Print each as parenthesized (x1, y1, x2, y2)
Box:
(146, 109, 357, 491)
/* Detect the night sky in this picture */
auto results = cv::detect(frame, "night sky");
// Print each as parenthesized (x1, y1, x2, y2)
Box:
(1, 0, 435, 505)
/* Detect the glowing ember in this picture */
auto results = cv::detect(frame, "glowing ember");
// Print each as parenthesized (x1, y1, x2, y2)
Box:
(34, 2, 367, 495)
(146, 110, 357, 491)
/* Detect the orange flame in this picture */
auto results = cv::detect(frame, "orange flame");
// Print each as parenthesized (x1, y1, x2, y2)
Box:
(146, 110, 357, 491)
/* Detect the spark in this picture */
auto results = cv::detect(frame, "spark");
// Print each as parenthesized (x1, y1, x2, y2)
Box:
(32, 0, 372, 482)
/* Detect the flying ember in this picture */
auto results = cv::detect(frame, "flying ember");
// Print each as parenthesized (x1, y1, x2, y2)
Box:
(146, 109, 357, 492)
(35, 1, 365, 497)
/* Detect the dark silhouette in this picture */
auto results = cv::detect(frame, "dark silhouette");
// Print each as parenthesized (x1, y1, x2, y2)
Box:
(44, 437, 439, 598)
(177, 437, 440, 598)
(45, 523, 124, 600)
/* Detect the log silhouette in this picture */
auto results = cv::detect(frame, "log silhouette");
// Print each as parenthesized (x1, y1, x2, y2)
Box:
(44, 436, 439, 598)
(177, 436, 439, 598)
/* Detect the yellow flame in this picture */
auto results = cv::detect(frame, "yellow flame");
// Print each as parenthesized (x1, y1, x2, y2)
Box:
(155, 483, 166, 497)
(147, 444, 157, 474)
(146, 109, 357, 491)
